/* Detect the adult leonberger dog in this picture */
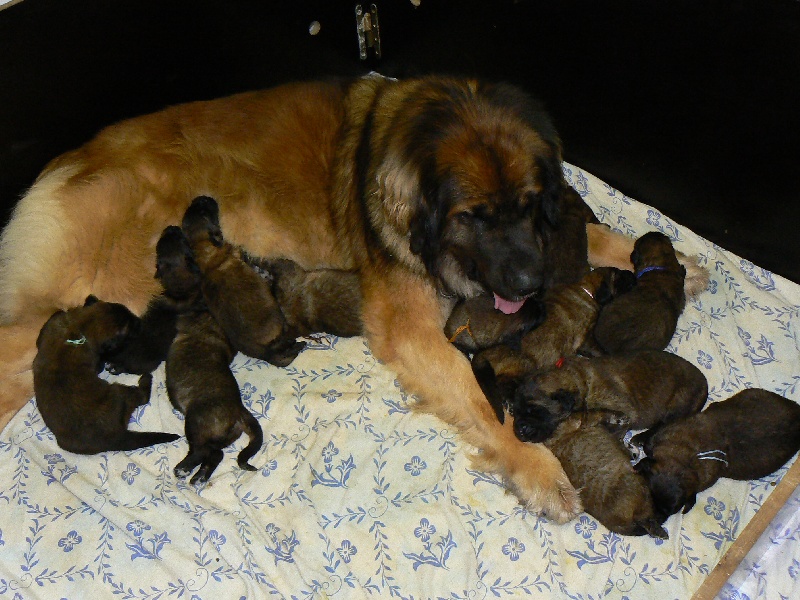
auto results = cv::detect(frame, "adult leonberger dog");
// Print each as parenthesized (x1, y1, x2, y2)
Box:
(0, 74, 698, 521)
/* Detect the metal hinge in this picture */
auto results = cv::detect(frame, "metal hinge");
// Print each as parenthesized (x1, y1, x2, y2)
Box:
(355, 4, 381, 60)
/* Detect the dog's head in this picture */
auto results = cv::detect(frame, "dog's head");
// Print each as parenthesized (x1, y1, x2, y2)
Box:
(181, 195, 224, 247)
(376, 78, 566, 309)
(155, 225, 201, 299)
(634, 457, 699, 519)
(630, 231, 685, 277)
(61, 295, 142, 361)
(510, 381, 577, 443)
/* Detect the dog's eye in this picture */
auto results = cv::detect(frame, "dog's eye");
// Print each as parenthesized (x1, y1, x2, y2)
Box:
(454, 211, 475, 224)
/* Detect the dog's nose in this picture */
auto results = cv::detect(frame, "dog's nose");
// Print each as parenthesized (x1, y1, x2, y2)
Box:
(505, 267, 542, 299)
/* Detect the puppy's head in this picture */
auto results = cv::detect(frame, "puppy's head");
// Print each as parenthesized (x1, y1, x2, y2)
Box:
(181, 195, 224, 246)
(635, 457, 698, 519)
(73, 295, 141, 359)
(156, 226, 201, 299)
(630, 231, 683, 274)
(510, 381, 576, 442)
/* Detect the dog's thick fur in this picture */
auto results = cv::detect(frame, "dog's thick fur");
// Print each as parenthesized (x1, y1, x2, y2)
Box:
(545, 412, 668, 538)
(0, 75, 707, 519)
(593, 231, 687, 353)
(479, 350, 708, 443)
(181, 196, 305, 367)
(157, 226, 264, 485)
(33, 295, 179, 454)
(634, 388, 800, 520)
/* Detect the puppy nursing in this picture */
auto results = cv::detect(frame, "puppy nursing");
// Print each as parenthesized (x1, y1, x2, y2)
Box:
(181, 196, 305, 367)
(158, 225, 264, 485)
(33, 296, 179, 454)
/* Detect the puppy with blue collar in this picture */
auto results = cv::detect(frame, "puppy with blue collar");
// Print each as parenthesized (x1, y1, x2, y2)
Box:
(592, 231, 687, 354)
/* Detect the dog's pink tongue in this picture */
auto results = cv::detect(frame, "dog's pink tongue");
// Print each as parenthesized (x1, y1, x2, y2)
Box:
(493, 293, 526, 314)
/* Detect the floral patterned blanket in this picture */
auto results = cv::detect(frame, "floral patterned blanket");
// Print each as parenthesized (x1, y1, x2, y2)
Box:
(1, 163, 798, 600)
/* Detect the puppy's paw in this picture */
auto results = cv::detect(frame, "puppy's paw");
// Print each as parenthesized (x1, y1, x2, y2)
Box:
(174, 466, 193, 479)
(678, 253, 710, 298)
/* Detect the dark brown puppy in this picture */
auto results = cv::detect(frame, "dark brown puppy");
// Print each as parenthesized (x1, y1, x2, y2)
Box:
(634, 388, 800, 520)
(449, 266, 633, 356)
(181, 196, 305, 367)
(264, 259, 363, 338)
(33, 295, 179, 454)
(158, 226, 263, 485)
(593, 231, 686, 354)
(544, 412, 668, 539)
(479, 350, 708, 444)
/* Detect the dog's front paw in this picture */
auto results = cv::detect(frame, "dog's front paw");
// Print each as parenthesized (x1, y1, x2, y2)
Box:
(504, 443, 582, 523)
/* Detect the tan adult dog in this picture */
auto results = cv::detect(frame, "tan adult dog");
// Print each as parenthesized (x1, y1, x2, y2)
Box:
(0, 75, 705, 521)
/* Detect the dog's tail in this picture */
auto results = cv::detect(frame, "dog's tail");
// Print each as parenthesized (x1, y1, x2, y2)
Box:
(236, 410, 263, 471)
(106, 431, 181, 452)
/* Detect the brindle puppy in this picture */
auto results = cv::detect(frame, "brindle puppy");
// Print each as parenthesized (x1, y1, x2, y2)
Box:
(449, 266, 633, 356)
(634, 388, 800, 520)
(264, 259, 363, 338)
(158, 226, 264, 485)
(593, 231, 686, 354)
(480, 350, 708, 443)
(545, 411, 668, 539)
(181, 196, 305, 367)
(33, 295, 179, 454)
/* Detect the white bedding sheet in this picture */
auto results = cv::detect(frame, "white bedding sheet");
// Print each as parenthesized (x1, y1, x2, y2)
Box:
(1, 163, 798, 600)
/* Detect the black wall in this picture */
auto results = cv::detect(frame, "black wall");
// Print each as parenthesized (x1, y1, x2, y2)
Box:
(2, 0, 798, 281)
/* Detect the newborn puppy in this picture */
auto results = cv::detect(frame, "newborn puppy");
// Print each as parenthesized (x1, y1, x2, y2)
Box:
(593, 231, 686, 354)
(265, 259, 363, 338)
(634, 388, 800, 519)
(481, 350, 708, 443)
(181, 195, 304, 367)
(33, 295, 179, 454)
(158, 226, 264, 485)
(448, 266, 633, 356)
(543, 411, 668, 539)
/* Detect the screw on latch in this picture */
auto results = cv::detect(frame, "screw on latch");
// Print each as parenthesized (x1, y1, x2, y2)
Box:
(355, 4, 381, 60)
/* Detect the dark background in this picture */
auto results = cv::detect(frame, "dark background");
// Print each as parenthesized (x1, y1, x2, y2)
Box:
(2, 0, 799, 282)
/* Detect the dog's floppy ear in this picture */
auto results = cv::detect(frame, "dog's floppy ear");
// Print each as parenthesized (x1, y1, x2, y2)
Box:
(408, 169, 448, 276)
(535, 157, 565, 228)
(84, 294, 99, 307)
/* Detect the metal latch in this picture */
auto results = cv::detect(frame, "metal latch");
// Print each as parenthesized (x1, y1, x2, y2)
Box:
(356, 4, 381, 60)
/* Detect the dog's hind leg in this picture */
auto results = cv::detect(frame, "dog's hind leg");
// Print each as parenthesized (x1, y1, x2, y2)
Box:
(362, 267, 581, 523)
(189, 449, 225, 485)
(236, 411, 264, 471)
